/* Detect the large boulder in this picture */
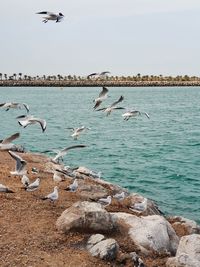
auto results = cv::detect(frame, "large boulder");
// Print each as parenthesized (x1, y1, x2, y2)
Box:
(112, 213, 179, 255)
(87, 234, 119, 261)
(56, 201, 116, 233)
(166, 234, 200, 267)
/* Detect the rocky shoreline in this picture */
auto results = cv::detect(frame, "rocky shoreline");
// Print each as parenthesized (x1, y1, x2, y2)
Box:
(1, 80, 200, 87)
(1, 150, 199, 267)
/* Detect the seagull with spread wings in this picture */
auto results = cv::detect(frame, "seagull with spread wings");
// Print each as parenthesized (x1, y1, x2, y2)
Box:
(8, 150, 27, 176)
(67, 126, 90, 140)
(0, 133, 20, 151)
(0, 102, 29, 113)
(36, 11, 64, 23)
(93, 87, 109, 110)
(96, 95, 124, 116)
(122, 110, 150, 121)
(16, 115, 47, 132)
(52, 145, 87, 163)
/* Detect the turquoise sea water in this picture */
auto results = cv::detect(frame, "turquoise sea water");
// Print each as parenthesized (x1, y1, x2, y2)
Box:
(0, 86, 199, 223)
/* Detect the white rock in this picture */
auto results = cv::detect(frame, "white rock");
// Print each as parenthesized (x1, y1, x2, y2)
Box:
(88, 238, 119, 261)
(167, 234, 200, 267)
(56, 201, 116, 233)
(112, 213, 179, 255)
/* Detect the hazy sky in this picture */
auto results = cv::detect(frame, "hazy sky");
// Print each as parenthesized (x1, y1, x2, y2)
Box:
(1, 0, 200, 76)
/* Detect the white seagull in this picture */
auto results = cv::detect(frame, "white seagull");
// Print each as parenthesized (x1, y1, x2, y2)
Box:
(0, 183, 14, 193)
(93, 87, 109, 110)
(65, 179, 78, 192)
(113, 191, 125, 201)
(0, 102, 29, 113)
(96, 95, 124, 116)
(122, 110, 150, 121)
(25, 178, 40, 192)
(16, 115, 47, 132)
(8, 150, 27, 176)
(21, 175, 30, 187)
(0, 133, 20, 151)
(98, 195, 112, 207)
(67, 126, 90, 140)
(52, 145, 86, 163)
(42, 186, 59, 202)
(129, 198, 148, 212)
(36, 11, 64, 23)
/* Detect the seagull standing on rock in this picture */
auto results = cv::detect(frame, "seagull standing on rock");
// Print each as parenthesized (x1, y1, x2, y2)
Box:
(98, 195, 112, 207)
(41, 186, 59, 202)
(25, 178, 40, 192)
(36, 11, 64, 23)
(65, 179, 78, 192)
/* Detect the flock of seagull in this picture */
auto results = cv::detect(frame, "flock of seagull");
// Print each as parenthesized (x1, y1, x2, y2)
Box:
(0, 84, 149, 209)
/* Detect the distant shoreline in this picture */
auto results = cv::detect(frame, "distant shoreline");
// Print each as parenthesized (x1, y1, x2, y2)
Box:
(1, 80, 200, 87)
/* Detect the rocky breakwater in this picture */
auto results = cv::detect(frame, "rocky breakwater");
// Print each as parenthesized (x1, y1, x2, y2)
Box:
(1, 151, 200, 267)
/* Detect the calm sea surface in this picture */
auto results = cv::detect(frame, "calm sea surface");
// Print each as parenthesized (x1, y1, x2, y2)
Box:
(1, 86, 200, 223)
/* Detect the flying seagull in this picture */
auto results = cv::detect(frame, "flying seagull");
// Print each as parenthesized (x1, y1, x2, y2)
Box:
(122, 110, 150, 121)
(52, 145, 87, 163)
(36, 11, 64, 23)
(16, 115, 47, 132)
(0, 133, 20, 151)
(41, 186, 59, 202)
(96, 95, 124, 116)
(8, 150, 27, 176)
(0, 102, 29, 113)
(0, 183, 14, 193)
(65, 179, 78, 192)
(25, 178, 40, 192)
(67, 126, 90, 140)
(87, 73, 99, 79)
(93, 87, 109, 110)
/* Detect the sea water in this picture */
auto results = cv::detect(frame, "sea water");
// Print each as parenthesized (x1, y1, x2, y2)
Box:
(0, 86, 199, 223)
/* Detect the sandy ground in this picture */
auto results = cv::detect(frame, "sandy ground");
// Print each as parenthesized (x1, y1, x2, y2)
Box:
(0, 150, 186, 267)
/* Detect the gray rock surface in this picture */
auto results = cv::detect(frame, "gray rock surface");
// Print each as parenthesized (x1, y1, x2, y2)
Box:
(87, 237, 119, 261)
(166, 234, 200, 267)
(56, 201, 116, 233)
(112, 213, 179, 255)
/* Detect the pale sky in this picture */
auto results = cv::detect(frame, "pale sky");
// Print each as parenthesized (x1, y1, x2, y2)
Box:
(1, 0, 200, 76)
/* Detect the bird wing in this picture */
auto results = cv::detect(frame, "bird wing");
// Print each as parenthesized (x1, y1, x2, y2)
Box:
(61, 144, 87, 153)
(36, 11, 56, 16)
(22, 103, 29, 113)
(8, 150, 27, 171)
(95, 107, 106, 112)
(29, 118, 47, 132)
(2, 133, 20, 144)
(110, 95, 124, 108)
(99, 86, 109, 98)
(0, 103, 6, 107)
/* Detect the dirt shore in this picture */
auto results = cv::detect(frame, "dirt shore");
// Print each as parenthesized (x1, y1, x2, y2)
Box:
(0, 151, 189, 267)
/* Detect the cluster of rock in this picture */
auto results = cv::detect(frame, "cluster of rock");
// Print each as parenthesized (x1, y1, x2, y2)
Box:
(52, 165, 200, 267)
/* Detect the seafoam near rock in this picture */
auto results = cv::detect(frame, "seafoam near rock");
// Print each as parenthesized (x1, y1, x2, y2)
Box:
(112, 213, 179, 255)
(56, 201, 116, 233)
(166, 234, 200, 267)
